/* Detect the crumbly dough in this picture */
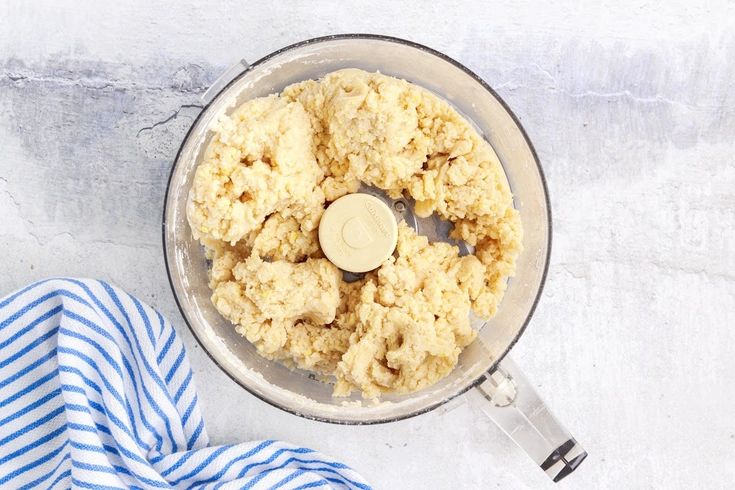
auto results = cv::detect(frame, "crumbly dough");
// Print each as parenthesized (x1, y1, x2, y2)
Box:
(188, 69, 522, 398)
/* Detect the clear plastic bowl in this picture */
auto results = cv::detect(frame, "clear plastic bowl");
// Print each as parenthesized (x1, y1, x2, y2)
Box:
(163, 35, 550, 424)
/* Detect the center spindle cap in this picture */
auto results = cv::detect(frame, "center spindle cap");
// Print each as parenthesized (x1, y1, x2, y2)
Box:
(318, 193, 398, 273)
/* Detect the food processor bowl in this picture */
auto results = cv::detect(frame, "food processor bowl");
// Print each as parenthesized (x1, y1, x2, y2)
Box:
(163, 35, 585, 481)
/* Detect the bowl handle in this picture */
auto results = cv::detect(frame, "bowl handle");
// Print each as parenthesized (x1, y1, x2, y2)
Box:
(474, 355, 587, 482)
(201, 59, 251, 105)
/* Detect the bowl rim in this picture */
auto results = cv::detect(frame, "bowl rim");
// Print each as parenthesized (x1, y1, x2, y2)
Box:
(162, 33, 552, 425)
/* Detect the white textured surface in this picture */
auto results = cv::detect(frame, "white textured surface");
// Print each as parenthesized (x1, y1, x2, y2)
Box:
(1, 1, 734, 488)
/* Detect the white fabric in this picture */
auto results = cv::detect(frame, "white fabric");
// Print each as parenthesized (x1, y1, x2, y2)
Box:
(0, 278, 370, 489)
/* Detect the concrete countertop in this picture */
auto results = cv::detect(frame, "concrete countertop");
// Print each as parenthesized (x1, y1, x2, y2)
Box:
(1, 1, 734, 488)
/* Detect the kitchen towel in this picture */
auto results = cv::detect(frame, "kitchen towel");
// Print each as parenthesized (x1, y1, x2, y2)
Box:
(0, 278, 371, 489)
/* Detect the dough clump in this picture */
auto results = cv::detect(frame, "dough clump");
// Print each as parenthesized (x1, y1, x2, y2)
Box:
(188, 69, 522, 398)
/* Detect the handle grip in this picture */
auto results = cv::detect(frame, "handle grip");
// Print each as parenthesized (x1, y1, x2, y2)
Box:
(474, 355, 587, 482)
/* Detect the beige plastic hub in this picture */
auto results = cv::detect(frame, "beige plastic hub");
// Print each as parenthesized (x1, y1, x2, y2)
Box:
(318, 193, 399, 273)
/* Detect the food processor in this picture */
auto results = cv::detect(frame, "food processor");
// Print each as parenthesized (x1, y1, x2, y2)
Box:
(163, 34, 586, 482)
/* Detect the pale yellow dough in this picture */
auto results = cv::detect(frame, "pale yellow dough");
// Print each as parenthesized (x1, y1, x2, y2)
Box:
(188, 69, 522, 398)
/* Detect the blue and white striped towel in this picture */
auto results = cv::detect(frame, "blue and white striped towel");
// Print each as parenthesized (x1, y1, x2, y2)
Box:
(0, 278, 371, 489)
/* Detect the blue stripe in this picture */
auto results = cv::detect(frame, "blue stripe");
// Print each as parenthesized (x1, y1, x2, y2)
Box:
(66, 400, 154, 464)
(57, 345, 153, 451)
(67, 422, 98, 433)
(48, 469, 73, 490)
(63, 309, 118, 342)
(173, 369, 193, 404)
(62, 309, 166, 443)
(0, 370, 56, 408)
(60, 368, 150, 452)
(129, 293, 157, 346)
(60, 371, 140, 440)
(72, 460, 169, 488)
(0, 279, 53, 310)
(262, 460, 365, 489)
(187, 417, 205, 449)
(58, 325, 166, 451)
(243, 453, 370, 490)
(107, 443, 149, 466)
(268, 468, 304, 489)
(16, 453, 71, 490)
(0, 348, 56, 390)
(111, 468, 168, 488)
(0, 440, 68, 485)
(101, 282, 179, 405)
(156, 328, 176, 364)
(75, 461, 131, 478)
(60, 382, 85, 394)
(0, 290, 60, 330)
(243, 453, 363, 490)
(159, 449, 196, 477)
(290, 479, 332, 490)
(168, 445, 231, 484)
(236, 447, 314, 479)
(56, 288, 97, 310)
(115, 460, 153, 482)
(102, 443, 122, 456)
(0, 388, 61, 427)
(57, 347, 130, 408)
(242, 469, 272, 489)
(85, 400, 142, 446)
(325, 477, 352, 487)
(164, 347, 185, 384)
(64, 394, 132, 442)
(0, 425, 67, 466)
(282, 458, 347, 469)
(66, 402, 95, 412)
(154, 310, 166, 340)
(181, 394, 198, 426)
(58, 299, 167, 438)
(86, 398, 108, 414)
(71, 440, 110, 454)
(55, 287, 96, 309)
(0, 405, 64, 448)
(95, 422, 114, 435)
(58, 327, 125, 378)
(139, 383, 177, 453)
(60, 385, 142, 449)
(71, 478, 125, 490)
(64, 282, 169, 406)
(127, 293, 183, 453)
(59, 365, 102, 394)
(97, 282, 180, 451)
(0, 326, 58, 369)
(189, 440, 277, 487)
(71, 440, 148, 466)
(0, 304, 62, 351)
(67, 422, 113, 436)
(0, 287, 94, 331)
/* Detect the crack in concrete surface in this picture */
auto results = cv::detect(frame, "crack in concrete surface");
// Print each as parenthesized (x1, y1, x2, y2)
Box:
(0, 64, 214, 94)
(557, 88, 697, 109)
(0, 176, 36, 230)
(0, 227, 160, 249)
(136, 103, 204, 136)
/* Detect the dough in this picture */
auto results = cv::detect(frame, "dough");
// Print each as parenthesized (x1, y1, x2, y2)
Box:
(188, 69, 522, 398)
